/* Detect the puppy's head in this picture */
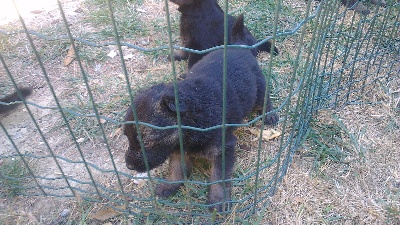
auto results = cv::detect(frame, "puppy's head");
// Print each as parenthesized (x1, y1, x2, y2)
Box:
(124, 84, 187, 172)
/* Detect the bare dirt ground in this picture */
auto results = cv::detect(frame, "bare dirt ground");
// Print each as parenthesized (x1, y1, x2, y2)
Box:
(1, 0, 399, 224)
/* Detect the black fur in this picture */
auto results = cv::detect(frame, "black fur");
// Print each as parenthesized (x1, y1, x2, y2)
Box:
(170, 0, 279, 69)
(124, 14, 278, 212)
(0, 87, 32, 114)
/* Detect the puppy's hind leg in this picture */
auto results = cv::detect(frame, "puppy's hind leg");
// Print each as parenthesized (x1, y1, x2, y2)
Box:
(207, 136, 236, 212)
(155, 151, 193, 198)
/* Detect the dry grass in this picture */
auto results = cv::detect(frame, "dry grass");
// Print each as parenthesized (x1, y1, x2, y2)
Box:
(266, 98, 399, 224)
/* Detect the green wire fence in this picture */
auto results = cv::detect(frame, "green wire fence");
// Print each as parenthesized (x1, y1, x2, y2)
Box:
(0, 0, 399, 223)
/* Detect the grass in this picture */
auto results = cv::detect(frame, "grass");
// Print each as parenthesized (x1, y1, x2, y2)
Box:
(300, 112, 366, 176)
(0, 158, 31, 197)
(83, 0, 147, 39)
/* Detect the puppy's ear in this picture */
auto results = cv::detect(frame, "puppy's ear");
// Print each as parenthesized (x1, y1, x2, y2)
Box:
(232, 13, 245, 43)
(162, 93, 188, 113)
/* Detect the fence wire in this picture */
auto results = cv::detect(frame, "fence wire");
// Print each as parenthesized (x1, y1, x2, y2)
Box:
(1, 0, 399, 223)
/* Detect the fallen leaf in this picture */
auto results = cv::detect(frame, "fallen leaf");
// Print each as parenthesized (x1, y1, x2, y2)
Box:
(76, 137, 85, 143)
(89, 206, 123, 222)
(249, 128, 281, 141)
(109, 127, 123, 138)
(99, 118, 106, 124)
(107, 50, 118, 58)
(263, 129, 282, 140)
(63, 44, 75, 66)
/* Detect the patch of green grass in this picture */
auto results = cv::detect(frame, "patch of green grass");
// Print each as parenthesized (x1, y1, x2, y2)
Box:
(0, 158, 31, 197)
(76, 0, 150, 63)
(0, 33, 13, 53)
(300, 113, 365, 175)
(49, 199, 95, 224)
(383, 96, 399, 134)
(385, 204, 400, 224)
(227, 0, 306, 39)
(76, 200, 94, 224)
(83, 0, 147, 40)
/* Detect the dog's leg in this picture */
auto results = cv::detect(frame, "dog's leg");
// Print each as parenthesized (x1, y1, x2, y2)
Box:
(155, 151, 192, 197)
(255, 76, 279, 125)
(207, 136, 236, 212)
(342, 0, 370, 15)
(262, 93, 279, 125)
(172, 50, 189, 61)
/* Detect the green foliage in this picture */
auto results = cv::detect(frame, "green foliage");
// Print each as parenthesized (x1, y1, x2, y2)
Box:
(301, 113, 365, 175)
(0, 158, 31, 197)
(385, 204, 400, 224)
(83, 0, 146, 40)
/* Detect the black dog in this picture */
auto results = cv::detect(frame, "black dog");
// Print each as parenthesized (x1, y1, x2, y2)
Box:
(170, 0, 279, 69)
(124, 14, 278, 212)
(0, 87, 32, 114)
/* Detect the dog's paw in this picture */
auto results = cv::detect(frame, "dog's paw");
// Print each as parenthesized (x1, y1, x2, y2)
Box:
(155, 183, 181, 198)
(265, 112, 279, 126)
(207, 196, 231, 213)
(207, 188, 231, 212)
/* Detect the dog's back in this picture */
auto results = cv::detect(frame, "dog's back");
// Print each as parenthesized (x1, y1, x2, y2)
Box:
(178, 48, 260, 125)
(172, 0, 278, 68)
(178, 14, 277, 126)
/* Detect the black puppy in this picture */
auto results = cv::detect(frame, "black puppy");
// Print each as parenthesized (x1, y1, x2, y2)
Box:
(170, 0, 279, 69)
(124, 14, 278, 212)
(0, 87, 32, 114)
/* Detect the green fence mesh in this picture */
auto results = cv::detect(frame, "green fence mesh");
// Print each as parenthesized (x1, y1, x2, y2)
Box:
(0, 0, 399, 223)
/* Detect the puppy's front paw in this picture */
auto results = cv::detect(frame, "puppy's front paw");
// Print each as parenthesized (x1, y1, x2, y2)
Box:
(207, 187, 231, 212)
(207, 197, 231, 213)
(265, 112, 279, 125)
(155, 183, 181, 198)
